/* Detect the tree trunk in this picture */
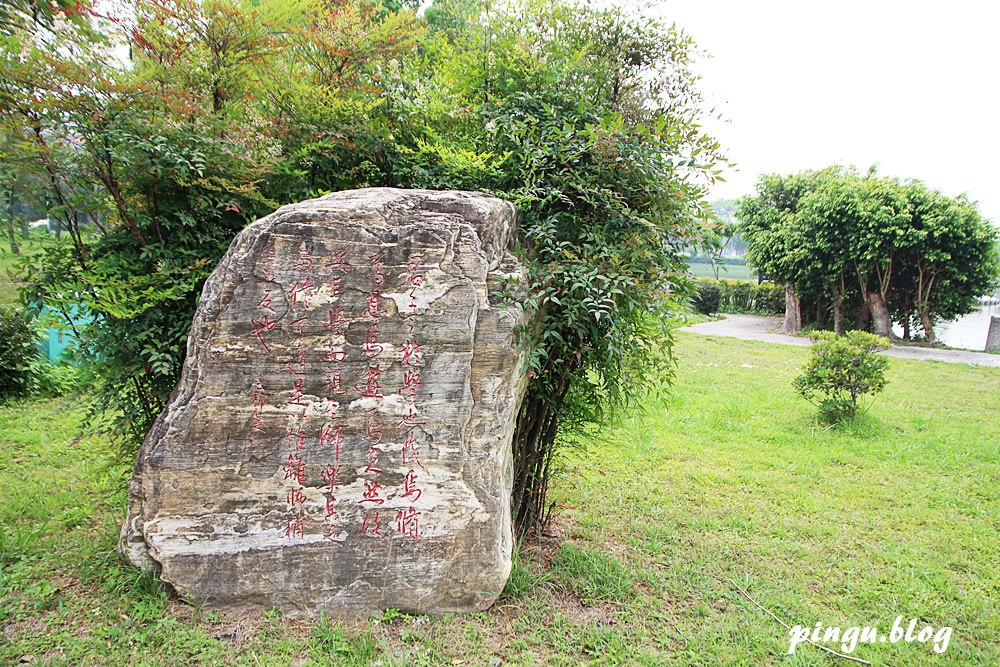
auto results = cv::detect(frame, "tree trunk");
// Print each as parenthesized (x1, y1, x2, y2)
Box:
(5, 217, 19, 254)
(779, 282, 801, 334)
(867, 291, 892, 338)
(5, 192, 18, 254)
(919, 307, 936, 345)
(902, 319, 910, 340)
(815, 297, 825, 329)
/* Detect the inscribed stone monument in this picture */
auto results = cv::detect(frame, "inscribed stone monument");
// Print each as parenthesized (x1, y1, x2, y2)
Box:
(119, 188, 528, 615)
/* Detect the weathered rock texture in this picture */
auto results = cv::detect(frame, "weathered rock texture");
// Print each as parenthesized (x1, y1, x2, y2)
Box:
(119, 188, 528, 616)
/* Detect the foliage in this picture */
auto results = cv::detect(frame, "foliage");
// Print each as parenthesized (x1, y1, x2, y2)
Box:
(395, 0, 724, 532)
(692, 278, 721, 315)
(3, 0, 724, 532)
(0, 304, 40, 397)
(793, 330, 891, 423)
(693, 278, 783, 315)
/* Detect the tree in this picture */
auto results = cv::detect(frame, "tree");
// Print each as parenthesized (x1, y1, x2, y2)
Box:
(894, 184, 998, 343)
(397, 0, 725, 533)
(737, 168, 844, 333)
(740, 167, 999, 342)
(9, 0, 724, 538)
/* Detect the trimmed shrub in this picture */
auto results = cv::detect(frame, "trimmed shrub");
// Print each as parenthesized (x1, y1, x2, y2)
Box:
(693, 279, 721, 315)
(793, 330, 891, 423)
(694, 278, 785, 315)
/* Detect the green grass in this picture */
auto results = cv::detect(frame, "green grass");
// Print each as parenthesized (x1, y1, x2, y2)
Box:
(686, 261, 756, 281)
(0, 230, 52, 305)
(2, 334, 998, 665)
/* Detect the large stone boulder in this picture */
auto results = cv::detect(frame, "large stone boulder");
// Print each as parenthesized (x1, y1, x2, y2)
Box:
(119, 188, 528, 616)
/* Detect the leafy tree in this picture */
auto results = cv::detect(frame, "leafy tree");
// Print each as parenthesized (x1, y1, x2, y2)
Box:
(736, 168, 844, 333)
(396, 0, 725, 532)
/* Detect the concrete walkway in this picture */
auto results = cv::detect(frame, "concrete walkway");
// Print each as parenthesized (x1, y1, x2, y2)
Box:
(680, 314, 1000, 368)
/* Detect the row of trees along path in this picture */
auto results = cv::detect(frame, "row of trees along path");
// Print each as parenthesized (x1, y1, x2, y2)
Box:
(737, 167, 999, 344)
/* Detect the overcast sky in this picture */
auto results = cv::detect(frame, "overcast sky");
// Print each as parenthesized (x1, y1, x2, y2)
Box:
(643, 0, 999, 223)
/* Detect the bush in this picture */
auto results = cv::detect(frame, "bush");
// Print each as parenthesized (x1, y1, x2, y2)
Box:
(793, 331, 891, 423)
(0, 305, 41, 398)
(693, 279, 721, 315)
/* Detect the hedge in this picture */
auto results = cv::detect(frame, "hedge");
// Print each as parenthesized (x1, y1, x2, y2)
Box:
(693, 278, 785, 315)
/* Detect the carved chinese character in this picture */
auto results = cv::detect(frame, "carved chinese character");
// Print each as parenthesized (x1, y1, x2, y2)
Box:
(256, 289, 276, 313)
(319, 423, 344, 459)
(284, 516, 305, 539)
(326, 250, 353, 273)
(324, 306, 346, 333)
(251, 316, 279, 353)
(287, 486, 307, 508)
(402, 469, 422, 503)
(400, 339, 423, 367)
(360, 511, 381, 537)
(369, 251, 386, 286)
(356, 364, 383, 399)
(402, 431, 420, 466)
(320, 464, 341, 491)
(324, 366, 344, 395)
(363, 321, 383, 360)
(366, 290, 381, 318)
(395, 507, 420, 541)
(296, 248, 314, 270)
(288, 278, 315, 308)
(359, 480, 384, 505)
(283, 454, 306, 484)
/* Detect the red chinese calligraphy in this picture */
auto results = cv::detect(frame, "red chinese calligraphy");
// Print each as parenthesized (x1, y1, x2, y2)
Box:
(363, 321, 383, 360)
(289, 377, 305, 405)
(395, 507, 420, 541)
(256, 289, 275, 313)
(356, 364, 383, 398)
(359, 480, 384, 505)
(326, 250, 353, 273)
(320, 464, 341, 491)
(402, 431, 420, 466)
(284, 516, 305, 539)
(400, 339, 423, 367)
(324, 306, 346, 333)
(402, 469, 422, 502)
(366, 290, 381, 318)
(288, 278, 315, 307)
(324, 366, 344, 394)
(251, 316, 279, 353)
(319, 423, 344, 459)
(283, 454, 306, 484)
(296, 247, 314, 270)
(287, 486, 307, 508)
(324, 350, 347, 363)
(360, 511, 381, 537)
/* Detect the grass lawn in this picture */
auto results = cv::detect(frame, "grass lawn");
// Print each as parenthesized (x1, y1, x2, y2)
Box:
(0, 231, 52, 305)
(686, 262, 756, 282)
(1, 333, 997, 665)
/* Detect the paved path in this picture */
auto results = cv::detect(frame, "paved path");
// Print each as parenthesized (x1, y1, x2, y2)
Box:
(680, 314, 1000, 368)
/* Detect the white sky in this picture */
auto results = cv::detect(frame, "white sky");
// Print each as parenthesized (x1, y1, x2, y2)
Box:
(644, 0, 1000, 223)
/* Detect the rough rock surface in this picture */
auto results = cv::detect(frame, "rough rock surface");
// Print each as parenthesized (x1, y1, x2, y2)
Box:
(119, 188, 528, 616)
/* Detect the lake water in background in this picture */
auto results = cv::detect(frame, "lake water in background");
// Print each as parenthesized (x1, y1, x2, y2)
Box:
(893, 302, 1000, 351)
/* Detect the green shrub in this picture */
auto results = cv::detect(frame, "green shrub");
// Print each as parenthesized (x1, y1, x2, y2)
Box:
(693, 278, 721, 315)
(695, 278, 785, 315)
(793, 331, 891, 423)
(0, 305, 41, 398)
